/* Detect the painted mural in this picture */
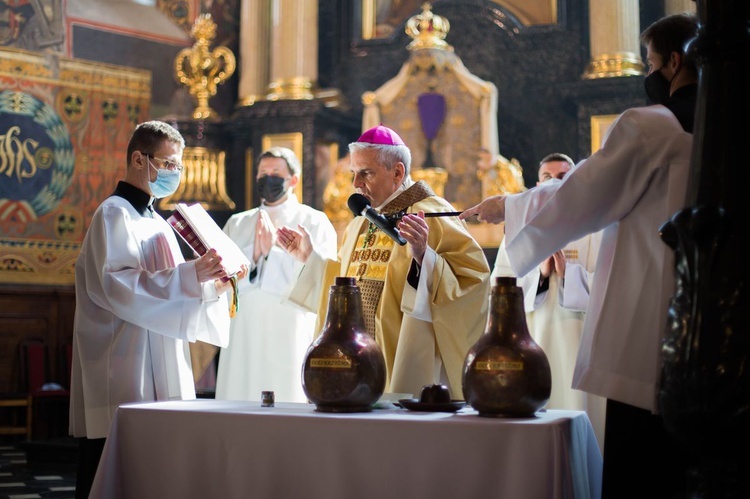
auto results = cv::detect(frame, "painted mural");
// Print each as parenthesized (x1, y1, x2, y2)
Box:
(0, 48, 150, 284)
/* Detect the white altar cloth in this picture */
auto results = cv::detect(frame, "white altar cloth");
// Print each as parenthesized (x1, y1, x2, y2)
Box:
(90, 400, 602, 499)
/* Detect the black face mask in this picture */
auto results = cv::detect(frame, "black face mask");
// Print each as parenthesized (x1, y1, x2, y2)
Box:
(257, 175, 287, 203)
(644, 69, 671, 105)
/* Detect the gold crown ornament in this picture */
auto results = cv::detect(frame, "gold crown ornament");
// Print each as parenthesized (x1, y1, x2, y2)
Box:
(174, 14, 236, 120)
(406, 2, 452, 52)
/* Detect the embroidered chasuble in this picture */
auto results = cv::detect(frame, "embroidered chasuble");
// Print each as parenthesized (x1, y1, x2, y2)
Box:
(346, 182, 434, 337)
(287, 181, 490, 397)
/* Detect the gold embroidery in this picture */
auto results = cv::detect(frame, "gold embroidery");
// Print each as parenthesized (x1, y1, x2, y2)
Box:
(363, 222, 377, 248)
(347, 229, 395, 282)
(365, 264, 388, 279)
(357, 263, 368, 277)
(564, 249, 578, 261)
(376, 233, 392, 246)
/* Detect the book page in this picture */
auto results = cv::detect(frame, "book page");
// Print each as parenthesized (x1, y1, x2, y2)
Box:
(169, 203, 250, 277)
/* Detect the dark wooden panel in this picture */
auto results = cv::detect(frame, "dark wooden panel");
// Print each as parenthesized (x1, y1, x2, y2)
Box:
(0, 286, 74, 393)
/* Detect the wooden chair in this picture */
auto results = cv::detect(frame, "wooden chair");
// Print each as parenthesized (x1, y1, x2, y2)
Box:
(21, 337, 70, 440)
(0, 340, 34, 440)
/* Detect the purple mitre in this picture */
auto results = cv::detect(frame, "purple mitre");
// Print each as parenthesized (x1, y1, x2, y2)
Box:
(357, 124, 406, 146)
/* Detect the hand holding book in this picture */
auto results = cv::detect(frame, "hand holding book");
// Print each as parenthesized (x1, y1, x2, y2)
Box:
(195, 248, 249, 288)
(168, 203, 251, 317)
(168, 203, 250, 277)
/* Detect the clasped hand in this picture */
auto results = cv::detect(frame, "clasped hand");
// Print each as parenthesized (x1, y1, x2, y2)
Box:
(540, 250, 566, 279)
(253, 211, 276, 263)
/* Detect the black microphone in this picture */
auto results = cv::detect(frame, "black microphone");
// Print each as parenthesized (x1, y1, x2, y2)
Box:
(347, 193, 407, 246)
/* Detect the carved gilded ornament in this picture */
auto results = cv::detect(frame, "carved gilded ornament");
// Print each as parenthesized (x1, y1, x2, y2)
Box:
(174, 14, 236, 120)
(158, 147, 236, 211)
(405, 3, 451, 52)
(476, 149, 526, 197)
(582, 52, 645, 79)
(349, 2, 521, 246)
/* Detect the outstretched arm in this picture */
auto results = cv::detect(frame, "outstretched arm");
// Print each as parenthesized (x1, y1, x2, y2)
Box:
(459, 195, 506, 224)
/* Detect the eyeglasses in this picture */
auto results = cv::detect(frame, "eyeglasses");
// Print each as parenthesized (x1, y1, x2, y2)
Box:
(143, 152, 184, 172)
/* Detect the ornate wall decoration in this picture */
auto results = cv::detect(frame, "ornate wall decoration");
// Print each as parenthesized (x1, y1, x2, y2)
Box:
(360, 4, 523, 207)
(0, 48, 150, 285)
(174, 13, 236, 120)
(362, 0, 556, 39)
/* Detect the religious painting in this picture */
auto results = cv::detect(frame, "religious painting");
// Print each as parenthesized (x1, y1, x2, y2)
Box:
(362, 0, 558, 40)
(0, 0, 64, 52)
(314, 140, 340, 207)
(260, 132, 303, 204)
(0, 48, 150, 285)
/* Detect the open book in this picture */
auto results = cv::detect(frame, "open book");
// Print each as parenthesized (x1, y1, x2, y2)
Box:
(167, 202, 250, 278)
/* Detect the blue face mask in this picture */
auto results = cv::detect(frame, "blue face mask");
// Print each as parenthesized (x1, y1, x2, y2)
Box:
(147, 159, 181, 198)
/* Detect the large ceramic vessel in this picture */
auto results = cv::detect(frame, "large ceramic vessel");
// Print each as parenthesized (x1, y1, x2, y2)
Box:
(302, 277, 386, 412)
(462, 276, 551, 417)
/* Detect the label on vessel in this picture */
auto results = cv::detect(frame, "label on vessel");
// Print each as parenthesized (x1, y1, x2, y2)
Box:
(310, 358, 353, 369)
(474, 361, 523, 371)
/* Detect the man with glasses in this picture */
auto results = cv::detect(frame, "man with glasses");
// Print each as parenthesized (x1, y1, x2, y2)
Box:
(69, 121, 247, 498)
(215, 147, 337, 403)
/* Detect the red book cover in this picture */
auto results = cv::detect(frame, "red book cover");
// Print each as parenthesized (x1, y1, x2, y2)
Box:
(167, 203, 250, 278)
(168, 210, 209, 256)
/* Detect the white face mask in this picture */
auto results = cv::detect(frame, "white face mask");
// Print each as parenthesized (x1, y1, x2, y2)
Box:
(147, 158, 181, 198)
(539, 177, 563, 186)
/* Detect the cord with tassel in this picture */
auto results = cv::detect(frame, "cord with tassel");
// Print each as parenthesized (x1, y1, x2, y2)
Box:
(229, 275, 239, 318)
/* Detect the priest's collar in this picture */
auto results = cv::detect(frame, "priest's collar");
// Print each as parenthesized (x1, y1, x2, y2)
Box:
(374, 177, 414, 211)
(112, 181, 155, 217)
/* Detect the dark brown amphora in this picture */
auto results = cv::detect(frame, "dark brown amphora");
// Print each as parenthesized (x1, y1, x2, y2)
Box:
(302, 277, 386, 412)
(462, 276, 551, 417)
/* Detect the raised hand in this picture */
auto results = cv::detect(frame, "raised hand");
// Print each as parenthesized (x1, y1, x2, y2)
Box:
(397, 211, 429, 265)
(277, 224, 314, 263)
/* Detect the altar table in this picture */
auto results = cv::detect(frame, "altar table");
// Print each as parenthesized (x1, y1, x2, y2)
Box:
(90, 400, 602, 499)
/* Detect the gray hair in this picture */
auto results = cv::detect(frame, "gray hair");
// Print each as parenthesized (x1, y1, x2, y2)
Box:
(348, 142, 412, 176)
